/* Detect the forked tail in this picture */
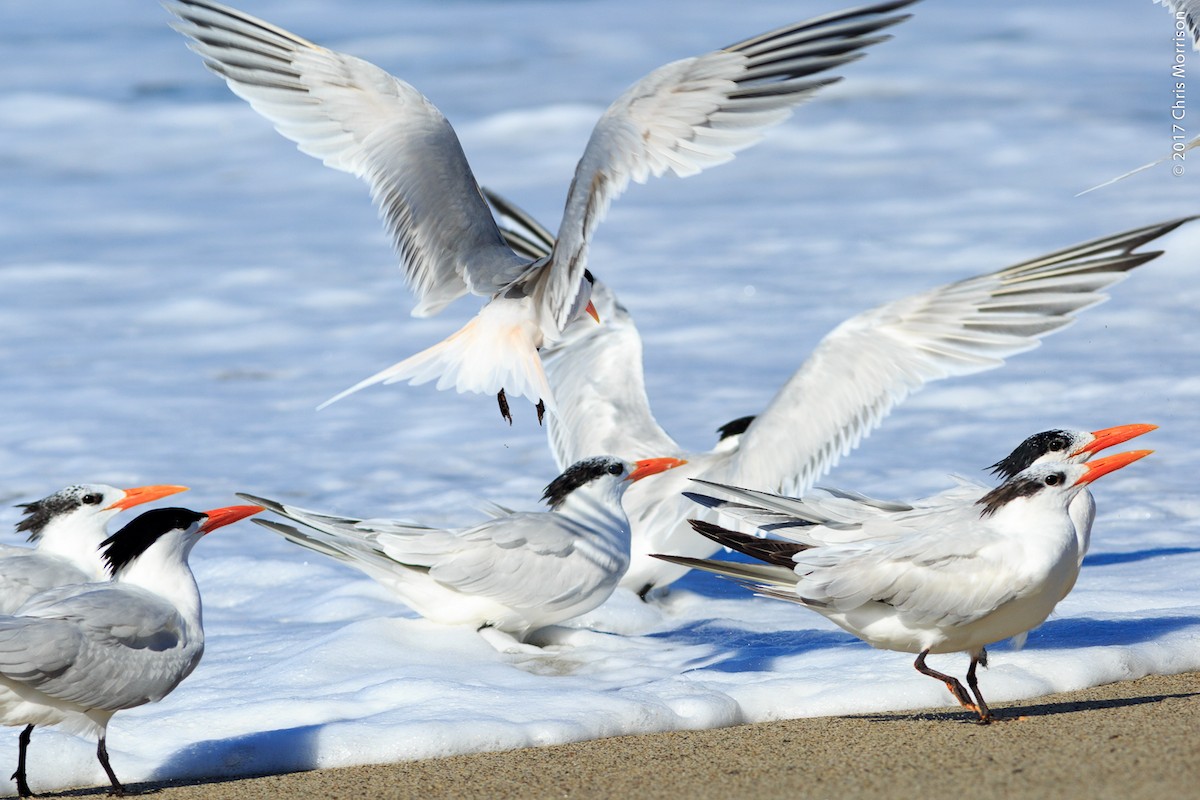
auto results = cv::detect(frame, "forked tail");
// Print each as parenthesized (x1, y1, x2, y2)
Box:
(318, 305, 555, 411)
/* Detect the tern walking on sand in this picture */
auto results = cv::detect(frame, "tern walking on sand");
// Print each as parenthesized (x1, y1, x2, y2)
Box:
(165, 0, 917, 423)
(0, 483, 188, 614)
(655, 449, 1152, 722)
(1, 504, 261, 797)
(489, 190, 1190, 597)
(241, 455, 685, 648)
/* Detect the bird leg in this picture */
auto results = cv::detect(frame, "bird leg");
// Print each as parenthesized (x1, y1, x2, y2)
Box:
(96, 736, 124, 797)
(965, 653, 993, 723)
(496, 390, 513, 425)
(11, 724, 33, 798)
(913, 650, 981, 717)
(536, 400, 546, 426)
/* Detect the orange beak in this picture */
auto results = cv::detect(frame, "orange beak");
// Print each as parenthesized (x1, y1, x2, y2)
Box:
(1075, 450, 1153, 486)
(627, 457, 688, 482)
(585, 300, 600, 324)
(1073, 423, 1158, 457)
(107, 484, 190, 511)
(199, 504, 264, 534)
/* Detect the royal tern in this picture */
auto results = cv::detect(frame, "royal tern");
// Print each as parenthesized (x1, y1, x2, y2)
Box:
(488, 191, 1191, 597)
(1, 504, 261, 798)
(239, 455, 685, 647)
(655, 449, 1152, 722)
(164, 0, 918, 423)
(1078, 1, 1199, 194)
(684, 423, 1158, 648)
(1, 483, 189, 614)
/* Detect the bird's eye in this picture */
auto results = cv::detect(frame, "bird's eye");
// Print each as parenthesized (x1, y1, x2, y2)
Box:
(1045, 474, 1063, 486)
(1048, 440, 1064, 451)
(607, 463, 624, 475)
(82, 493, 103, 505)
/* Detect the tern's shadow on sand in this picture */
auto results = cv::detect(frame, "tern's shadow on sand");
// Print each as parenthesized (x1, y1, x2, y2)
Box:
(855, 687, 1199, 725)
(44, 724, 328, 797)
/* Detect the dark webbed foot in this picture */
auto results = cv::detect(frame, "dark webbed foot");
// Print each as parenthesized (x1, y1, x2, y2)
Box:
(96, 737, 124, 796)
(914, 650, 985, 719)
(536, 400, 545, 426)
(966, 653, 993, 723)
(13, 724, 33, 797)
(497, 390, 513, 425)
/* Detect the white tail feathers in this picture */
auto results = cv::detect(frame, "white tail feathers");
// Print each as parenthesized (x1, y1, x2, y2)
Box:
(318, 301, 556, 411)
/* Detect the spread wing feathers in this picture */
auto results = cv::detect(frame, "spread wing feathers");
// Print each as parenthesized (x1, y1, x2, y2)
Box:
(164, 0, 528, 316)
(0, 587, 194, 710)
(537, 0, 918, 328)
(729, 216, 1195, 496)
(484, 188, 556, 261)
(0, 551, 93, 614)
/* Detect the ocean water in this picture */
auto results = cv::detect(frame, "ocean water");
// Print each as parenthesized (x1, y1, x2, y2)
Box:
(0, 0, 1197, 792)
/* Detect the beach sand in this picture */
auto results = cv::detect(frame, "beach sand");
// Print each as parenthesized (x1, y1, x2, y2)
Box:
(64, 670, 1197, 800)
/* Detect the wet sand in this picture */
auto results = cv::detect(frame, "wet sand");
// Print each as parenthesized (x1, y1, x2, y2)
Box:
(58, 669, 1198, 800)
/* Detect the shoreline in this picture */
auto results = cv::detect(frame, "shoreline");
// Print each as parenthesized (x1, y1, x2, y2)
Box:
(50, 669, 1199, 799)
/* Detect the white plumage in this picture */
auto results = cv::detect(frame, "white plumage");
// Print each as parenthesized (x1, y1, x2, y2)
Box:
(164, 0, 917, 420)
(656, 449, 1153, 721)
(488, 190, 1190, 595)
(240, 455, 685, 648)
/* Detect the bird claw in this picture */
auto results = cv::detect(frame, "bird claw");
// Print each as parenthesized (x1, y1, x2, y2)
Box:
(496, 390, 513, 425)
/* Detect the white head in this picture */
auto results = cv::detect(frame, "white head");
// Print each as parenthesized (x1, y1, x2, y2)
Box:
(16, 483, 189, 565)
(988, 424, 1157, 480)
(541, 455, 687, 511)
(977, 449, 1152, 519)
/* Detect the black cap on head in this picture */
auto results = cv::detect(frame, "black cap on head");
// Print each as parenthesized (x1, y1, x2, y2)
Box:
(101, 507, 206, 576)
(541, 457, 626, 509)
(988, 430, 1075, 480)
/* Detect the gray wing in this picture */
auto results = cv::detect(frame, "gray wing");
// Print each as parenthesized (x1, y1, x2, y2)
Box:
(0, 551, 93, 614)
(792, 513, 1032, 628)
(728, 217, 1195, 496)
(165, 0, 528, 315)
(537, 1, 918, 328)
(0, 586, 196, 711)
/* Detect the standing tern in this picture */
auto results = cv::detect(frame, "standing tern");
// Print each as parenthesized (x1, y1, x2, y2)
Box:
(683, 423, 1158, 649)
(239, 455, 685, 647)
(0, 504, 261, 798)
(488, 190, 1192, 596)
(164, 0, 918, 423)
(654, 449, 1153, 722)
(1, 483, 189, 614)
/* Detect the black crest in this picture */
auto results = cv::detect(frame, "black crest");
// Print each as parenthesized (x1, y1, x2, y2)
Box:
(988, 430, 1075, 479)
(716, 415, 756, 442)
(15, 485, 109, 543)
(541, 457, 625, 509)
(101, 507, 205, 576)
(977, 471, 1066, 517)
